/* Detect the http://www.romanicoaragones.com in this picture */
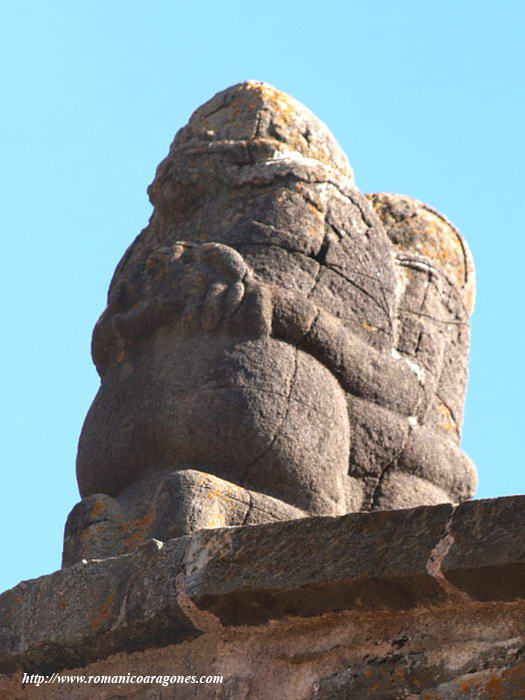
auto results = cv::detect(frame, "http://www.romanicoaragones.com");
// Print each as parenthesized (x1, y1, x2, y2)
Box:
(21, 672, 224, 688)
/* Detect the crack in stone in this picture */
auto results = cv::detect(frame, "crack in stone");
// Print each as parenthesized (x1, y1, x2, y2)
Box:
(418, 267, 433, 315)
(414, 329, 424, 357)
(241, 490, 253, 526)
(117, 539, 165, 627)
(175, 571, 224, 634)
(79, 516, 120, 533)
(305, 225, 330, 301)
(245, 219, 323, 260)
(235, 237, 395, 336)
(195, 97, 229, 121)
(240, 346, 299, 488)
(344, 189, 378, 232)
(253, 111, 263, 140)
(193, 381, 335, 420)
(425, 506, 470, 602)
(322, 262, 393, 324)
(248, 502, 307, 520)
(434, 392, 460, 438)
(320, 222, 394, 332)
(185, 483, 219, 532)
(367, 425, 413, 512)
(236, 237, 313, 260)
(397, 253, 471, 321)
(297, 187, 325, 214)
(237, 237, 395, 290)
(184, 481, 251, 511)
(399, 308, 468, 326)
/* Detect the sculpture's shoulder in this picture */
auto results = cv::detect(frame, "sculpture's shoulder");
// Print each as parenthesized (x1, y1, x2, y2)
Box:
(367, 192, 475, 315)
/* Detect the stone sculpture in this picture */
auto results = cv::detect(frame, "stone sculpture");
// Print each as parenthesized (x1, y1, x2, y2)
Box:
(63, 81, 476, 566)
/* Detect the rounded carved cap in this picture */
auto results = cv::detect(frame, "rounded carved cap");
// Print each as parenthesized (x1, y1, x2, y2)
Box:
(159, 80, 353, 179)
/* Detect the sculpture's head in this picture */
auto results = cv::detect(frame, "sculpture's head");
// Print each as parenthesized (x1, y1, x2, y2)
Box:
(94, 81, 398, 380)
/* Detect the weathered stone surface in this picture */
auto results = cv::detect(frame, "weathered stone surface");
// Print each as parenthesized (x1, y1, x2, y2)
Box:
(4, 496, 525, 680)
(367, 192, 475, 314)
(2, 497, 525, 697)
(67, 80, 476, 561)
(181, 503, 457, 626)
(314, 637, 525, 699)
(3, 605, 525, 699)
(63, 469, 308, 567)
(0, 538, 198, 676)
(443, 495, 525, 601)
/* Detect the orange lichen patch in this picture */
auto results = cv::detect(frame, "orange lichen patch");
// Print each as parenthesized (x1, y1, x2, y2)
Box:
(90, 593, 115, 632)
(202, 515, 228, 529)
(191, 81, 352, 178)
(392, 666, 406, 680)
(367, 193, 475, 314)
(120, 511, 156, 551)
(57, 598, 69, 610)
(485, 673, 503, 694)
(90, 498, 109, 518)
(245, 81, 295, 116)
(433, 396, 457, 434)
(304, 202, 318, 216)
(496, 663, 525, 696)
(195, 473, 213, 487)
(459, 677, 477, 692)
(400, 212, 465, 284)
(362, 321, 378, 333)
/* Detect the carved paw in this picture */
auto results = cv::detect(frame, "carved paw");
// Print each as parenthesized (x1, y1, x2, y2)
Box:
(93, 241, 272, 373)
(166, 241, 267, 334)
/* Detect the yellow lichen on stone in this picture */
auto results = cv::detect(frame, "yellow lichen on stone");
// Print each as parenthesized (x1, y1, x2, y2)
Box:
(362, 321, 378, 333)
(434, 396, 457, 434)
(186, 80, 354, 180)
(367, 192, 475, 314)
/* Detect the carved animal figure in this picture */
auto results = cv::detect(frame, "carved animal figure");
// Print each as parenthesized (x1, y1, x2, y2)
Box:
(63, 82, 476, 566)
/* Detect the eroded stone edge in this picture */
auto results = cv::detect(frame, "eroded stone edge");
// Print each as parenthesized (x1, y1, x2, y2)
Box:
(1, 496, 525, 675)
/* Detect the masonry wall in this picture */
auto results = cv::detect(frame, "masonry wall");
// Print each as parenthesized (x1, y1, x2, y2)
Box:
(1, 496, 525, 699)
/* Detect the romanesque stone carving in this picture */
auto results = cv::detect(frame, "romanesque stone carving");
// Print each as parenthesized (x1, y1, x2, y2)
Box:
(63, 81, 476, 566)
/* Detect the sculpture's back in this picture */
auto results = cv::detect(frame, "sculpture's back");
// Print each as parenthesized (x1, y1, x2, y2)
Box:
(64, 82, 476, 567)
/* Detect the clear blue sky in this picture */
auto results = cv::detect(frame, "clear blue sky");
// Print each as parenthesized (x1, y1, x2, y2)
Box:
(1, 1, 523, 593)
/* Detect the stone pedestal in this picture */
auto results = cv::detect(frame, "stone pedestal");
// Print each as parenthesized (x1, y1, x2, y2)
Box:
(2, 495, 525, 698)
